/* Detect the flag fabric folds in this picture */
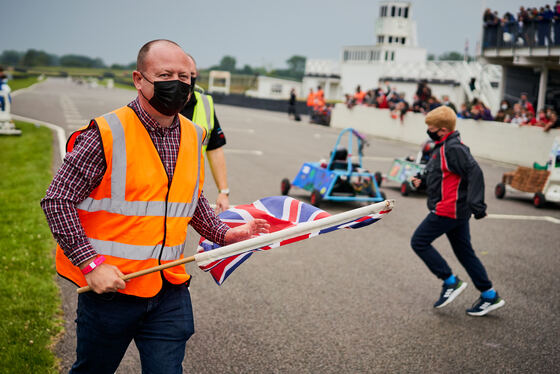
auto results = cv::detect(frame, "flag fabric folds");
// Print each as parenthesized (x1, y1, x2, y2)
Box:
(197, 196, 392, 285)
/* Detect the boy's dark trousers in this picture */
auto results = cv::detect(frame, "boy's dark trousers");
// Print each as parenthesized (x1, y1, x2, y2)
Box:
(411, 212, 492, 292)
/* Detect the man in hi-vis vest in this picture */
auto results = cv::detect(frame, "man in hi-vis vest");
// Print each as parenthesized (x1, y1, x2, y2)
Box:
(180, 56, 230, 213)
(41, 39, 270, 374)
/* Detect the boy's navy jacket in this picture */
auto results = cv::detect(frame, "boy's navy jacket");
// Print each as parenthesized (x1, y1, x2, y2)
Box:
(422, 131, 487, 219)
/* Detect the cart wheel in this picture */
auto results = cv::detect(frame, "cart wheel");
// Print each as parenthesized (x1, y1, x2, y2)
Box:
(374, 172, 383, 187)
(533, 192, 546, 208)
(281, 178, 291, 195)
(494, 183, 506, 199)
(310, 189, 322, 207)
(401, 182, 411, 196)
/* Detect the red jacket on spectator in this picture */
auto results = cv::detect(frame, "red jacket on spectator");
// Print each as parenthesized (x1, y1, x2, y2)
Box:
(376, 95, 389, 109)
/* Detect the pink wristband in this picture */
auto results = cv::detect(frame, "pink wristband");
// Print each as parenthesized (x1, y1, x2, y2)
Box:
(81, 255, 106, 275)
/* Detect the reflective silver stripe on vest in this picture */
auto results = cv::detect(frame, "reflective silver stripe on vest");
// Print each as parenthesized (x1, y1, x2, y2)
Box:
(78, 198, 194, 218)
(106, 112, 127, 201)
(77, 112, 198, 217)
(185, 123, 205, 217)
(199, 93, 212, 146)
(89, 238, 184, 261)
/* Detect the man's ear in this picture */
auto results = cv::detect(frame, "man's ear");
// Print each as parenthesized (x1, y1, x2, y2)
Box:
(132, 71, 143, 90)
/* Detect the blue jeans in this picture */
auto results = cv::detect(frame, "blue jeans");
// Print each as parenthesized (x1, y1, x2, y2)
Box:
(70, 281, 194, 374)
(411, 212, 492, 292)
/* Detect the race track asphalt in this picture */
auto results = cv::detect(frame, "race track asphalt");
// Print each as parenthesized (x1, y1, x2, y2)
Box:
(11, 78, 560, 373)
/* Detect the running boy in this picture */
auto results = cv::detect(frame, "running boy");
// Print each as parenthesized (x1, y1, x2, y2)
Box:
(410, 106, 505, 316)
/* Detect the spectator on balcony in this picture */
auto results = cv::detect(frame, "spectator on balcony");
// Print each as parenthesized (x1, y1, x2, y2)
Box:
(345, 94, 356, 109)
(411, 95, 425, 113)
(508, 103, 525, 125)
(517, 7, 530, 45)
(500, 99, 513, 116)
(494, 109, 507, 122)
(528, 8, 539, 46)
(554, 2, 560, 45)
(364, 89, 376, 106)
(470, 100, 493, 121)
(388, 91, 401, 110)
(376, 93, 389, 109)
(353, 85, 367, 104)
(457, 103, 471, 119)
(441, 95, 457, 113)
(536, 109, 551, 127)
(543, 111, 559, 132)
(518, 92, 535, 114)
(427, 96, 441, 111)
(501, 12, 518, 46)
(521, 110, 538, 126)
(537, 5, 554, 46)
(483, 9, 499, 47)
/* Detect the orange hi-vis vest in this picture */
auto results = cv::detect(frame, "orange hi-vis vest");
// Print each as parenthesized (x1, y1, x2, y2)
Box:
(307, 92, 314, 107)
(56, 106, 206, 297)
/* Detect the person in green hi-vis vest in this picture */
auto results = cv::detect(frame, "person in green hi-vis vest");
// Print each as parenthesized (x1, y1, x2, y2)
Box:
(181, 55, 230, 213)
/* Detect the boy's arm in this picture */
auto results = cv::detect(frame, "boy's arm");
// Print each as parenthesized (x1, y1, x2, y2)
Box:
(446, 146, 487, 219)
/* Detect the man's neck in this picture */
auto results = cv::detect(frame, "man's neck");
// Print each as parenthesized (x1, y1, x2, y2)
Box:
(137, 95, 174, 128)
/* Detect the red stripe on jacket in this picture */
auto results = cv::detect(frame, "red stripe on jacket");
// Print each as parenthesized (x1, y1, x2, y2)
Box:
(435, 144, 461, 218)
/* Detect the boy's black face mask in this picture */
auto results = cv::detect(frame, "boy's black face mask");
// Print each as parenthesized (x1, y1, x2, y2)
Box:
(427, 129, 442, 141)
(140, 73, 191, 116)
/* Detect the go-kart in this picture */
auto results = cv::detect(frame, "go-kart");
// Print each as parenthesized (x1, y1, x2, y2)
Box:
(378, 139, 434, 196)
(495, 136, 560, 208)
(281, 127, 385, 207)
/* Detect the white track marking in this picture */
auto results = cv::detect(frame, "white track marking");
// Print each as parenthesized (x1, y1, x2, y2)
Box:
(224, 149, 263, 156)
(11, 114, 66, 160)
(487, 214, 560, 224)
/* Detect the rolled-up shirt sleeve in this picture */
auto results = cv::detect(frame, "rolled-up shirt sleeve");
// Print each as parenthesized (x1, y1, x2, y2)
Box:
(40, 123, 106, 266)
(190, 192, 230, 246)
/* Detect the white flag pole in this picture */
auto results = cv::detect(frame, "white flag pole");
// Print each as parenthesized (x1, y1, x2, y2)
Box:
(195, 199, 394, 267)
(77, 200, 394, 293)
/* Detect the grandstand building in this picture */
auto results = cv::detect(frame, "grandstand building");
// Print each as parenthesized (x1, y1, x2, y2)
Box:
(303, 1, 502, 113)
(480, 25, 560, 113)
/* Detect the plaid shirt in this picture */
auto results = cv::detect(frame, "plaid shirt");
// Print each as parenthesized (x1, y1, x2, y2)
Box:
(41, 97, 229, 266)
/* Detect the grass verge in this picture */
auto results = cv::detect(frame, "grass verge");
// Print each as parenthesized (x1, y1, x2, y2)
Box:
(0, 121, 63, 373)
(9, 76, 40, 92)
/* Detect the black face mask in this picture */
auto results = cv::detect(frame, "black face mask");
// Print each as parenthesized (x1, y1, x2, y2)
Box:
(427, 129, 442, 141)
(140, 73, 191, 116)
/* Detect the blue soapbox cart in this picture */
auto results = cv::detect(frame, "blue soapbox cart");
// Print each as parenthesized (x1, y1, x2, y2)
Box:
(280, 128, 386, 207)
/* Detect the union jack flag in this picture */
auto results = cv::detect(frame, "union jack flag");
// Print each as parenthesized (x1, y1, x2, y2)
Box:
(197, 196, 392, 285)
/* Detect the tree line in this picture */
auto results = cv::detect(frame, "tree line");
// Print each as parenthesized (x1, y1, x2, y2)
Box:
(0, 49, 135, 70)
(209, 55, 307, 80)
(0, 49, 308, 80)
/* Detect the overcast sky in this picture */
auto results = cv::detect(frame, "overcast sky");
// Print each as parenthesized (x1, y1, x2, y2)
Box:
(0, 0, 551, 69)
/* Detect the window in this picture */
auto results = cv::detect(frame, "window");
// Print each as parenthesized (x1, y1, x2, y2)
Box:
(384, 51, 389, 61)
(271, 84, 282, 94)
(381, 6, 387, 17)
(378, 35, 384, 43)
(394, 37, 399, 44)
(404, 7, 409, 18)
(388, 36, 393, 43)
(344, 51, 349, 61)
(401, 37, 406, 45)
(391, 6, 396, 17)
(398, 7, 402, 17)
(391, 51, 395, 61)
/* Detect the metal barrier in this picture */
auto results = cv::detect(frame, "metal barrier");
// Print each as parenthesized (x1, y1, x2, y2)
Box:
(483, 20, 560, 51)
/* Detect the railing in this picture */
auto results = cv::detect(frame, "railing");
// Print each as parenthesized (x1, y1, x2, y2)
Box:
(482, 20, 560, 53)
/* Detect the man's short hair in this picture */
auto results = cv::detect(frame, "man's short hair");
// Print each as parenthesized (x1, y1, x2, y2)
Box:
(137, 39, 181, 71)
(425, 106, 456, 131)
